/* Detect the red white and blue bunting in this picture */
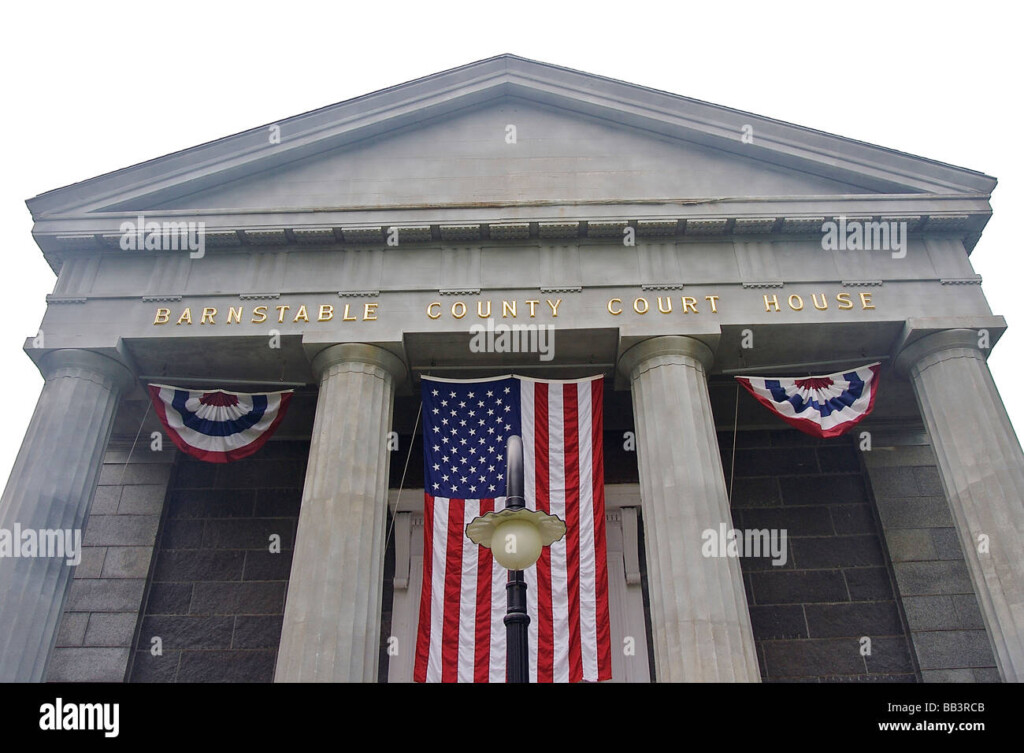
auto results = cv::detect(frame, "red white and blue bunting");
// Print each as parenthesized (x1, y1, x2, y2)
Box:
(147, 384, 294, 463)
(735, 363, 881, 439)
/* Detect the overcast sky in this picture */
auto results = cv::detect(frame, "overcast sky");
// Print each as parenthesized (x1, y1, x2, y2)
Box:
(1, 1, 1020, 488)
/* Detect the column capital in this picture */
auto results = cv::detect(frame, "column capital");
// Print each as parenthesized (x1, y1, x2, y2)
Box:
(618, 335, 715, 381)
(893, 328, 985, 378)
(311, 343, 407, 384)
(38, 348, 135, 394)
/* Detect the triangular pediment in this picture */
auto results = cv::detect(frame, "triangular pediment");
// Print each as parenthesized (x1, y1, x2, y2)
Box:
(148, 97, 876, 212)
(28, 54, 995, 223)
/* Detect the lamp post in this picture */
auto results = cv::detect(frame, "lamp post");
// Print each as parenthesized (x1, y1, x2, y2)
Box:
(466, 435, 565, 682)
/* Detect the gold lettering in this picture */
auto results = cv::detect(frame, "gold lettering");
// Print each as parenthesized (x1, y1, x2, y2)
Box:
(681, 296, 698, 314)
(502, 300, 517, 318)
(633, 297, 649, 314)
(293, 305, 309, 323)
(788, 294, 804, 311)
(275, 305, 290, 323)
(860, 292, 875, 310)
(176, 308, 193, 325)
(227, 306, 243, 324)
(477, 300, 491, 318)
(318, 304, 334, 322)
(764, 295, 780, 313)
(525, 300, 539, 318)
(812, 293, 828, 311)
(200, 307, 217, 324)
(837, 292, 854, 310)
(154, 308, 170, 325)
(451, 301, 466, 319)
(364, 302, 378, 321)
(547, 299, 562, 317)
(705, 295, 720, 314)
(427, 302, 441, 320)
(251, 305, 268, 323)
(343, 304, 357, 321)
(607, 298, 622, 315)
(657, 296, 672, 314)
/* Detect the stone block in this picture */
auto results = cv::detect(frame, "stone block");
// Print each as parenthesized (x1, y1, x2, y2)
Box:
(243, 550, 294, 581)
(233, 616, 285, 649)
(749, 570, 848, 605)
(780, 475, 867, 506)
(67, 578, 147, 612)
(118, 484, 168, 515)
(738, 505, 834, 537)
(152, 550, 245, 582)
(875, 497, 953, 529)
(804, 602, 903, 638)
(763, 638, 864, 677)
(901, 595, 958, 631)
(884, 529, 936, 562)
(55, 612, 90, 647)
(845, 568, 894, 601)
(748, 605, 807, 640)
(101, 546, 155, 578)
(46, 647, 130, 682)
(176, 650, 275, 682)
(189, 582, 286, 615)
(791, 535, 884, 568)
(83, 514, 160, 547)
(84, 612, 139, 646)
(894, 561, 973, 596)
(830, 505, 876, 535)
(201, 518, 294, 550)
(912, 630, 996, 670)
(139, 615, 234, 650)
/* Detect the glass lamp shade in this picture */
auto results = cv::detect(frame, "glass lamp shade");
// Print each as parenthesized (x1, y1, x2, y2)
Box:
(466, 507, 567, 570)
(491, 518, 543, 570)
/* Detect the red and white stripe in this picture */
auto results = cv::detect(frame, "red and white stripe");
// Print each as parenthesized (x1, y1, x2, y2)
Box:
(414, 375, 611, 682)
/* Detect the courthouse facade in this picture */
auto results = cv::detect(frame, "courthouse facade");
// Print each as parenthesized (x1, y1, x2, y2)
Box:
(2, 55, 1022, 682)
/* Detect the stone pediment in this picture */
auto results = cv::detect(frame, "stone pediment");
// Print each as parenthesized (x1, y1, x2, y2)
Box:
(28, 55, 995, 215)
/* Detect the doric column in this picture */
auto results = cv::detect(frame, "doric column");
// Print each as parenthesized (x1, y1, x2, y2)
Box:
(0, 349, 134, 682)
(896, 328, 1024, 682)
(276, 343, 405, 682)
(619, 336, 760, 682)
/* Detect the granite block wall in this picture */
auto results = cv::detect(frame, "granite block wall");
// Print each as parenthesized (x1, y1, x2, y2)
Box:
(128, 442, 304, 682)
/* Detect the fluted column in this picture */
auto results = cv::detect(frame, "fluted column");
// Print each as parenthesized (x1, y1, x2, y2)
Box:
(896, 329, 1024, 682)
(620, 336, 760, 682)
(0, 349, 134, 681)
(275, 343, 405, 682)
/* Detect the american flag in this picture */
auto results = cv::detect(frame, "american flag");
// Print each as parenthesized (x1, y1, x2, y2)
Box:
(413, 374, 612, 682)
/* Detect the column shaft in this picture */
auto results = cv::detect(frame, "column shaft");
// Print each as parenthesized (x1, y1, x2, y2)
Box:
(898, 329, 1024, 681)
(275, 344, 404, 682)
(621, 336, 760, 682)
(0, 349, 133, 681)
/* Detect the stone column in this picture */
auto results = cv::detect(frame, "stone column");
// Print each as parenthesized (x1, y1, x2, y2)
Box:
(896, 328, 1024, 682)
(619, 336, 760, 682)
(275, 343, 405, 682)
(0, 349, 134, 682)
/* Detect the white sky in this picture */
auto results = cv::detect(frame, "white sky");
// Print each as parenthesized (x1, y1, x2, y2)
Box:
(1, 1, 1021, 488)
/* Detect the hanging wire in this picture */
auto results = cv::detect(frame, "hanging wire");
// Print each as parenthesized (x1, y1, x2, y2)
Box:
(728, 381, 739, 504)
(384, 401, 422, 557)
(115, 397, 153, 489)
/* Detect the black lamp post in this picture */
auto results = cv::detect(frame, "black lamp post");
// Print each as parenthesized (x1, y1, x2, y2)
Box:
(466, 435, 565, 683)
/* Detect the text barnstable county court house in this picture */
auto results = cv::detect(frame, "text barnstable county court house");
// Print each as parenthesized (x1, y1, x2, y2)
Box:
(149, 289, 879, 326)
(2, 55, 1021, 684)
